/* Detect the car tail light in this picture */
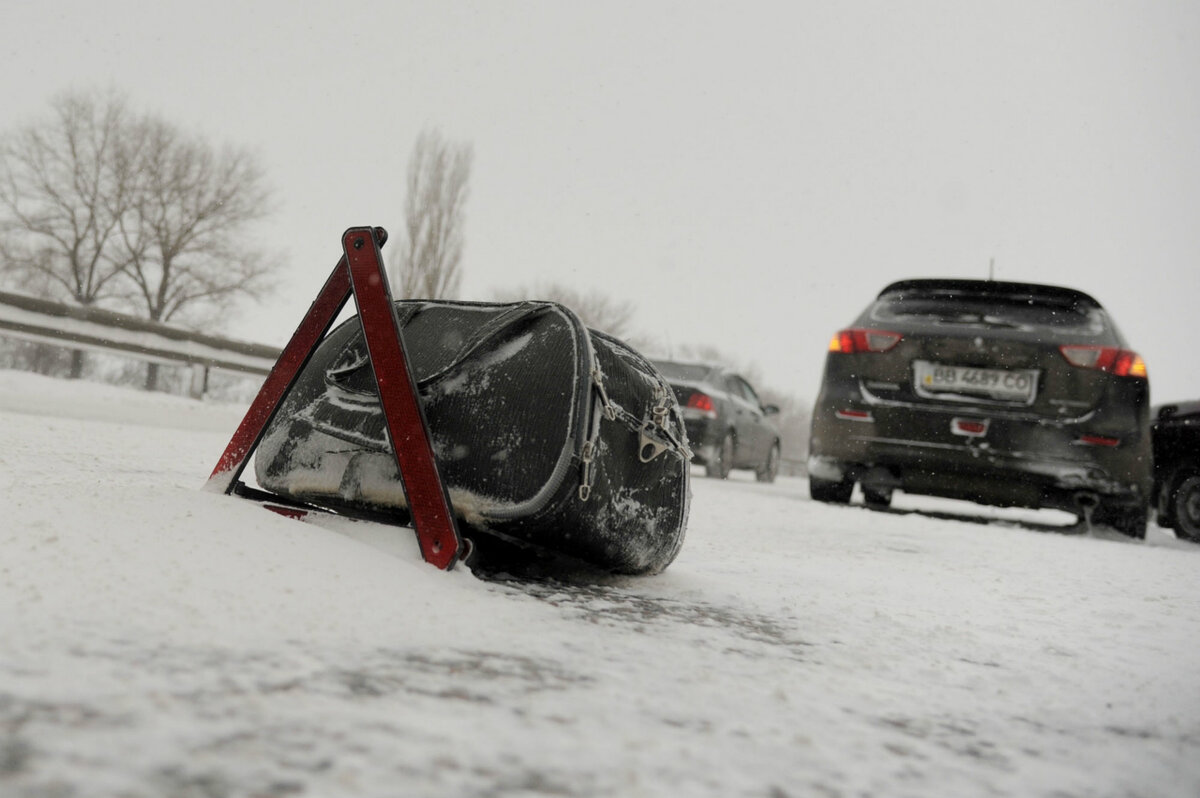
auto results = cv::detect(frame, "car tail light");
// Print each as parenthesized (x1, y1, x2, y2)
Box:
(835, 408, 873, 422)
(952, 418, 989, 437)
(1059, 345, 1148, 378)
(829, 328, 902, 354)
(1077, 434, 1121, 447)
(686, 392, 717, 417)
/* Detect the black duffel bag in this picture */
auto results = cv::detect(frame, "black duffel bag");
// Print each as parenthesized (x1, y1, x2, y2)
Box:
(254, 300, 691, 575)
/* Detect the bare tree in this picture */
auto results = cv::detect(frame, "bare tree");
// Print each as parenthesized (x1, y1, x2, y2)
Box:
(0, 89, 281, 390)
(494, 281, 646, 347)
(394, 129, 472, 299)
(0, 90, 139, 376)
(658, 344, 765, 385)
(113, 118, 276, 389)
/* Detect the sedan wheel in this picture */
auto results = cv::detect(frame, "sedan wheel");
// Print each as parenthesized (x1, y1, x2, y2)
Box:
(756, 443, 780, 484)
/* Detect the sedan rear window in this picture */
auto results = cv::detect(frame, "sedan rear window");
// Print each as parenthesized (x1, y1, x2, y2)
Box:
(872, 294, 1105, 332)
(653, 362, 714, 382)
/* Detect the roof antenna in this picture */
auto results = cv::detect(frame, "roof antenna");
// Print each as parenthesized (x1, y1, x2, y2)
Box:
(988, 257, 995, 281)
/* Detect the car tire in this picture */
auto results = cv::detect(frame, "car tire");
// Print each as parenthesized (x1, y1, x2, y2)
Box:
(810, 475, 853, 504)
(756, 442, 780, 484)
(706, 433, 734, 479)
(862, 485, 892, 509)
(1098, 501, 1148, 540)
(1171, 473, 1200, 542)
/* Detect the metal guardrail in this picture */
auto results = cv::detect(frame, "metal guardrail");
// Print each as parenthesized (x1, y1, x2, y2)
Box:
(0, 290, 282, 393)
(0, 292, 817, 468)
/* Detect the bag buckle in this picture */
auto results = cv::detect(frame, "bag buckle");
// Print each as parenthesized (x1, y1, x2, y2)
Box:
(579, 440, 597, 501)
(638, 421, 672, 463)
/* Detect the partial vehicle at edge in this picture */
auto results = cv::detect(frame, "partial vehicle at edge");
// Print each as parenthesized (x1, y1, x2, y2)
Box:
(808, 278, 1153, 537)
(1152, 399, 1200, 541)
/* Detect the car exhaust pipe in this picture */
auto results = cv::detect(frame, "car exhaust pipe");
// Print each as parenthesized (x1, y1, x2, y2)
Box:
(1074, 491, 1100, 533)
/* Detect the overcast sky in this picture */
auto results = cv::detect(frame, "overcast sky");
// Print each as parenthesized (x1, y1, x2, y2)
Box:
(4, 1, 1198, 403)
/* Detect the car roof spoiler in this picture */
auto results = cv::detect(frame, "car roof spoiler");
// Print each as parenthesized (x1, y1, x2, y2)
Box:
(878, 278, 1103, 311)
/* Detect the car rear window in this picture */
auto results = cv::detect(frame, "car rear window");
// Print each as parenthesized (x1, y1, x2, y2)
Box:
(871, 293, 1105, 332)
(653, 362, 713, 381)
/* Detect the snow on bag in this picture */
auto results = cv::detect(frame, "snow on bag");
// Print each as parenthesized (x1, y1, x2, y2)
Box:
(254, 300, 691, 574)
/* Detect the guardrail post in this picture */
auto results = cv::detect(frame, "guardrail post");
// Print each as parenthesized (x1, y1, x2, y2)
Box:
(188, 364, 209, 399)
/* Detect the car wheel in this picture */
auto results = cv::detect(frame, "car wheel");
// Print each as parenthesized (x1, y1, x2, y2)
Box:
(862, 485, 892, 509)
(706, 433, 734, 479)
(756, 442, 780, 484)
(810, 475, 853, 504)
(1098, 501, 1148, 540)
(1172, 473, 1200, 542)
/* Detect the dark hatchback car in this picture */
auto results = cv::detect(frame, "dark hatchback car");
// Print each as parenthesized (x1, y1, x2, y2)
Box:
(808, 279, 1153, 536)
(652, 360, 782, 482)
(1152, 400, 1200, 541)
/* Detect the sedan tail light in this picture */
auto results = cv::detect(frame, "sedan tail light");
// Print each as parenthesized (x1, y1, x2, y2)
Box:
(1059, 345, 1148, 378)
(685, 392, 717, 418)
(828, 328, 903, 354)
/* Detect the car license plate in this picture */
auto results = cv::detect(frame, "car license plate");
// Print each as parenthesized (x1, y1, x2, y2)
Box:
(913, 360, 1037, 403)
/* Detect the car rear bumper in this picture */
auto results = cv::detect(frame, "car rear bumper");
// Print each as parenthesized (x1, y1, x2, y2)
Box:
(809, 401, 1152, 513)
(683, 418, 720, 464)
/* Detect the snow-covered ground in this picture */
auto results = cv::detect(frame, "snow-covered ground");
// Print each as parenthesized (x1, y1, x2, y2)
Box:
(2, 368, 1198, 798)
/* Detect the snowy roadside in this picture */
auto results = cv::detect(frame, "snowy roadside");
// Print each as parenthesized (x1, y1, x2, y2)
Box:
(1, 370, 1198, 797)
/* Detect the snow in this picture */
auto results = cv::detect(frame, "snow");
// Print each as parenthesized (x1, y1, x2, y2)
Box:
(2, 368, 1198, 797)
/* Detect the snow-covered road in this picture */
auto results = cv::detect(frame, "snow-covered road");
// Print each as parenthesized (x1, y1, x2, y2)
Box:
(2, 370, 1198, 797)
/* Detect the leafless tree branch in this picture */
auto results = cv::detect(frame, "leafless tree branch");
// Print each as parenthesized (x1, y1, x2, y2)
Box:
(493, 281, 646, 348)
(0, 90, 135, 310)
(394, 128, 472, 300)
(0, 88, 281, 386)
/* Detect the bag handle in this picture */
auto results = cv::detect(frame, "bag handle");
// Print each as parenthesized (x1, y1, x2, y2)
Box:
(413, 301, 552, 388)
(321, 301, 552, 396)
